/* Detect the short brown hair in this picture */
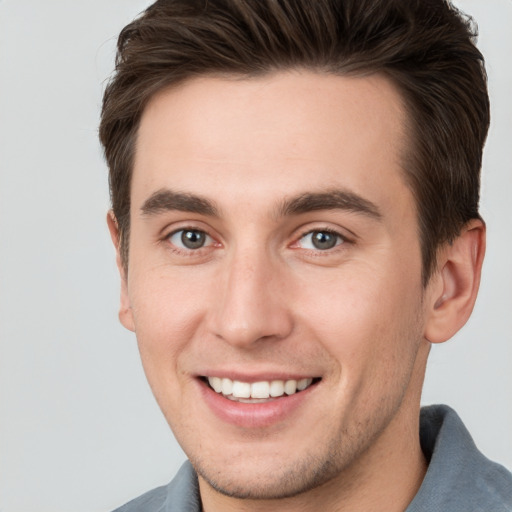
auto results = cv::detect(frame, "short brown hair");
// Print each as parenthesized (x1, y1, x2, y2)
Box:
(99, 0, 489, 284)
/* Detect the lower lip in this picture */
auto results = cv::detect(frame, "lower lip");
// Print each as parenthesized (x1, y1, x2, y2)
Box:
(198, 379, 318, 429)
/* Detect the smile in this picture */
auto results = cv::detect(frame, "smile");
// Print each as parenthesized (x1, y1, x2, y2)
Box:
(206, 376, 316, 402)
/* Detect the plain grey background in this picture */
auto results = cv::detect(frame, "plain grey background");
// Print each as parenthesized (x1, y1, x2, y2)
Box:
(0, 1, 510, 511)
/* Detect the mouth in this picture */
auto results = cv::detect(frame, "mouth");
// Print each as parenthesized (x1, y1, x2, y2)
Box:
(202, 376, 321, 403)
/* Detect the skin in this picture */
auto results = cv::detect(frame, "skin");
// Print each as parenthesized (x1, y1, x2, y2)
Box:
(108, 71, 485, 511)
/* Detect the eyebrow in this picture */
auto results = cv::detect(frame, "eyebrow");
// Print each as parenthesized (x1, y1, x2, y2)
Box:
(141, 189, 219, 217)
(140, 187, 382, 221)
(277, 189, 382, 220)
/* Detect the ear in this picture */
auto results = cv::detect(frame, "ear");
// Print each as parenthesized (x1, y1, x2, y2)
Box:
(424, 219, 486, 344)
(107, 211, 135, 332)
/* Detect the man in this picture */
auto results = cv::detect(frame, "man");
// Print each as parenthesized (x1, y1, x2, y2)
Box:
(100, 0, 512, 510)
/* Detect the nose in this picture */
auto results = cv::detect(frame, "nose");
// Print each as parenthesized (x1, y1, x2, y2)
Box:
(209, 248, 294, 348)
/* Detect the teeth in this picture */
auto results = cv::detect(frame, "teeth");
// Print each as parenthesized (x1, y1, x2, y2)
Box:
(207, 377, 314, 399)
(221, 378, 233, 395)
(251, 381, 270, 399)
(284, 379, 297, 395)
(209, 376, 222, 393)
(269, 380, 284, 397)
(232, 380, 251, 398)
(297, 378, 309, 391)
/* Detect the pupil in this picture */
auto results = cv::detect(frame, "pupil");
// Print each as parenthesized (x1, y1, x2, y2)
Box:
(312, 231, 337, 250)
(181, 230, 205, 249)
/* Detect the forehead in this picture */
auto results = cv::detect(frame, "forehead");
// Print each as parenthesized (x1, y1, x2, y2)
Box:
(132, 71, 411, 220)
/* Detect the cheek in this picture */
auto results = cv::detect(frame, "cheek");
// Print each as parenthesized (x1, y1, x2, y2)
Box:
(298, 261, 424, 380)
(127, 271, 209, 391)
(130, 264, 207, 334)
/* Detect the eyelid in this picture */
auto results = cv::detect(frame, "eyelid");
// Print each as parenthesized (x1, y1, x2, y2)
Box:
(294, 221, 354, 241)
(161, 219, 216, 241)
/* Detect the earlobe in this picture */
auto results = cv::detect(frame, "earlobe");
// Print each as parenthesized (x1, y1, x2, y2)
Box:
(424, 219, 486, 344)
(107, 211, 135, 332)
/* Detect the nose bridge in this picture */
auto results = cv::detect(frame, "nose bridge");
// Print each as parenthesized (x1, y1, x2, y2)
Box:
(211, 243, 292, 347)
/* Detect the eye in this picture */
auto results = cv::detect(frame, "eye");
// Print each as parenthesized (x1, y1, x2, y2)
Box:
(298, 230, 344, 251)
(168, 229, 213, 250)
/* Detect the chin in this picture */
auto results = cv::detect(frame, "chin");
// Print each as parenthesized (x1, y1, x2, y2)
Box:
(192, 440, 346, 500)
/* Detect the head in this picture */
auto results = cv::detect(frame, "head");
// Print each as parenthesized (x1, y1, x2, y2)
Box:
(100, 0, 488, 507)
(100, 0, 489, 285)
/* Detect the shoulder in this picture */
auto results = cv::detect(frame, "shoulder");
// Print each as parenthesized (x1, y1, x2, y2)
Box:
(111, 461, 201, 512)
(408, 404, 512, 512)
(112, 485, 168, 512)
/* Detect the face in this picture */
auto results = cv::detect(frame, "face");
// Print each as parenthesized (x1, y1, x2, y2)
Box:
(119, 71, 432, 501)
